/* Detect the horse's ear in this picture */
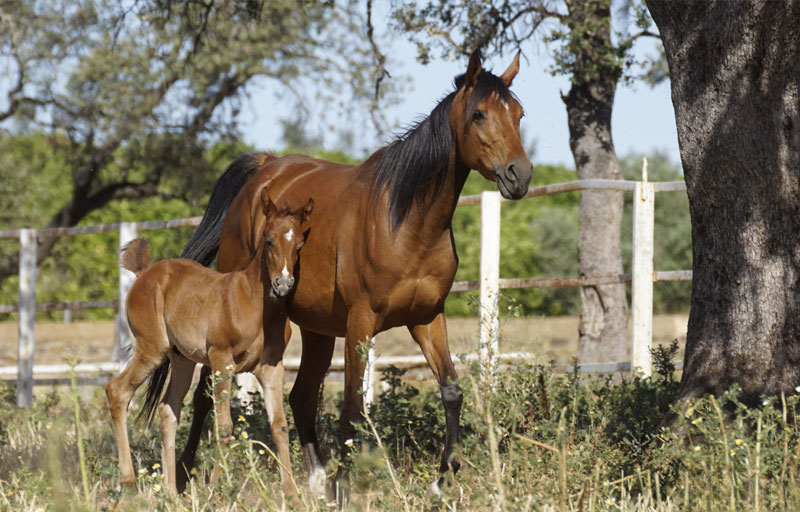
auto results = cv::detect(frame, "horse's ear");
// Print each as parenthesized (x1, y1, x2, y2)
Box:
(500, 50, 521, 87)
(300, 198, 314, 224)
(464, 49, 482, 90)
(261, 187, 277, 216)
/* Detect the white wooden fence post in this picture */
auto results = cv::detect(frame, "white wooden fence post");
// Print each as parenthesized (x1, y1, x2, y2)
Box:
(479, 191, 501, 380)
(115, 222, 137, 371)
(17, 229, 36, 408)
(632, 158, 655, 379)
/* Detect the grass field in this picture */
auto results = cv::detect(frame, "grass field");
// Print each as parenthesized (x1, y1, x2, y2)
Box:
(3, 335, 800, 511)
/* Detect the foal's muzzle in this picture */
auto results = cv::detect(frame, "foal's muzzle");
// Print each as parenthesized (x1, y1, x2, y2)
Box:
(271, 275, 295, 298)
(496, 157, 533, 200)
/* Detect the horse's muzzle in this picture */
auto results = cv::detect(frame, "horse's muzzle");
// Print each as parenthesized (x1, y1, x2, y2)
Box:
(496, 158, 533, 200)
(271, 275, 294, 298)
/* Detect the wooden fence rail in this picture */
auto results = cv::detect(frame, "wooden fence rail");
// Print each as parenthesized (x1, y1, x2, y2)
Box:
(1, 168, 690, 407)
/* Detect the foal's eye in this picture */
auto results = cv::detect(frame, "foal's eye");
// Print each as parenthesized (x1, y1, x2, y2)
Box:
(265, 238, 274, 247)
(472, 110, 485, 122)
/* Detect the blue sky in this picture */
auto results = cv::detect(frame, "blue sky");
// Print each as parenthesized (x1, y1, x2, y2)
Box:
(238, 19, 680, 170)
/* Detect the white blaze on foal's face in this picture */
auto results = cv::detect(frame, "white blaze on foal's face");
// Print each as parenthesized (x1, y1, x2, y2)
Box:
(284, 229, 293, 242)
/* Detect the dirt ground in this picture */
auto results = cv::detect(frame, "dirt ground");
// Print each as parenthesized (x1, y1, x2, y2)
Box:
(0, 315, 688, 368)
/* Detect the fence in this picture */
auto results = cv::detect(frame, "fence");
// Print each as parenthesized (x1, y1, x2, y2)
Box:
(0, 160, 690, 407)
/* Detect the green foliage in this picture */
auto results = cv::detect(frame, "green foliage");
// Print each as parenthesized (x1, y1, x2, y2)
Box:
(391, 0, 658, 86)
(0, 133, 251, 320)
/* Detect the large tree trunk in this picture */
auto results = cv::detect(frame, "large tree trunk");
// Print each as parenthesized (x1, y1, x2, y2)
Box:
(648, 0, 800, 401)
(562, 0, 628, 365)
(566, 79, 628, 365)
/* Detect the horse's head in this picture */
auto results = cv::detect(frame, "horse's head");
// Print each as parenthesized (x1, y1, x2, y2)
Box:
(260, 189, 313, 298)
(451, 51, 533, 199)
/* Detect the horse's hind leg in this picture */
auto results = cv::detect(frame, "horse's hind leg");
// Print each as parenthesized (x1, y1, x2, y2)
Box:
(106, 345, 168, 486)
(158, 353, 195, 493)
(289, 328, 335, 499)
(176, 365, 212, 492)
(408, 312, 462, 493)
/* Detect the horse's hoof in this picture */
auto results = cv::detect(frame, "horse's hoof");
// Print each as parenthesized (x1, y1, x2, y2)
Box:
(428, 477, 443, 497)
(309, 466, 327, 500)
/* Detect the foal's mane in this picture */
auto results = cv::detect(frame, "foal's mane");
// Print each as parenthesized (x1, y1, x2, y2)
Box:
(371, 70, 515, 229)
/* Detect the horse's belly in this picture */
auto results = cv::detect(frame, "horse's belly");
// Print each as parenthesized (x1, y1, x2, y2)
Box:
(379, 277, 450, 330)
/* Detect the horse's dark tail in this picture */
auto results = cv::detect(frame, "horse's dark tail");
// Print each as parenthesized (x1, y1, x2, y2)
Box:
(135, 152, 268, 426)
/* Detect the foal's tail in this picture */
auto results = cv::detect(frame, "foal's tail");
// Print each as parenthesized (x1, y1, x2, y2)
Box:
(136, 152, 269, 426)
(119, 238, 151, 276)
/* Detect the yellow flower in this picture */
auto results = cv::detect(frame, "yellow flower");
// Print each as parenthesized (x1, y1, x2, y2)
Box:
(238, 415, 246, 423)
(684, 407, 695, 418)
(692, 417, 702, 425)
(258, 449, 265, 455)
(214, 370, 221, 377)
(138, 468, 148, 475)
(241, 431, 249, 439)
(150, 472, 158, 479)
(152, 463, 161, 469)
(735, 439, 744, 446)
(153, 484, 161, 492)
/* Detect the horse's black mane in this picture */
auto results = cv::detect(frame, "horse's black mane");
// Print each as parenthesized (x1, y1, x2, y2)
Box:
(372, 70, 515, 229)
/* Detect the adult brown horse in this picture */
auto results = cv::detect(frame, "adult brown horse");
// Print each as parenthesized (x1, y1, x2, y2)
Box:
(146, 50, 532, 497)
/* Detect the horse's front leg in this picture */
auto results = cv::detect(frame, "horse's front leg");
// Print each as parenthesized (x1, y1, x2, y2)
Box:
(409, 311, 462, 494)
(253, 315, 296, 497)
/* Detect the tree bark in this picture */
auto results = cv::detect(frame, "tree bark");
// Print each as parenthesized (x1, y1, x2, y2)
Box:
(648, 0, 800, 401)
(566, 78, 628, 365)
(562, 0, 628, 365)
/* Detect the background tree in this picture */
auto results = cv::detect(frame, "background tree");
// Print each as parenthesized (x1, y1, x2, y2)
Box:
(0, 0, 376, 284)
(647, 0, 800, 401)
(392, 0, 659, 363)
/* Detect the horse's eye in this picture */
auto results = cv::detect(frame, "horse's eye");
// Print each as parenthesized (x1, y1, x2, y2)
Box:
(472, 110, 484, 122)
(265, 238, 274, 247)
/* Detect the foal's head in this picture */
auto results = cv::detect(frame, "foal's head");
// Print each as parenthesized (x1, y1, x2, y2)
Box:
(451, 51, 533, 199)
(259, 190, 313, 298)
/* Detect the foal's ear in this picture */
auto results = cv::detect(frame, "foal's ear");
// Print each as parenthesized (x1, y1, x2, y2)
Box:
(500, 50, 521, 87)
(464, 49, 482, 90)
(300, 198, 314, 224)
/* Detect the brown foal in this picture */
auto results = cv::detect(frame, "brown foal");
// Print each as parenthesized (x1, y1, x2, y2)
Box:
(106, 187, 312, 493)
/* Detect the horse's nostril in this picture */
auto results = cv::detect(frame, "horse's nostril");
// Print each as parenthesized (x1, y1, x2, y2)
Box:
(506, 164, 518, 182)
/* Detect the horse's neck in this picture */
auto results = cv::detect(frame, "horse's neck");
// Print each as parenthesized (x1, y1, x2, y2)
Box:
(402, 155, 470, 241)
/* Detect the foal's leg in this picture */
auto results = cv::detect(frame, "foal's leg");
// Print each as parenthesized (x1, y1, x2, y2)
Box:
(409, 312, 462, 493)
(289, 328, 335, 499)
(157, 354, 195, 493)
(176, 365, 212, 492)
(106, 347, 168, 486)
(207, 347, 236, 444)
(253, 318, 295, 496)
